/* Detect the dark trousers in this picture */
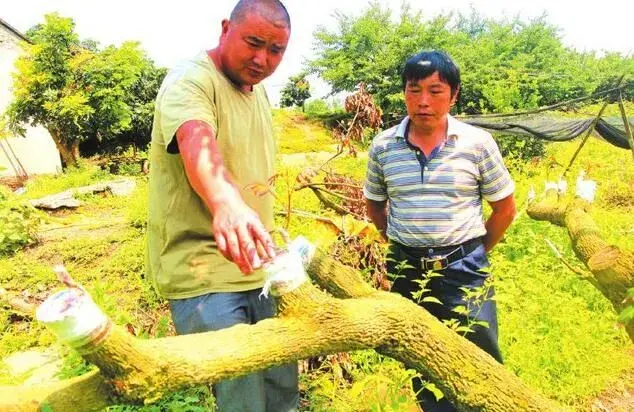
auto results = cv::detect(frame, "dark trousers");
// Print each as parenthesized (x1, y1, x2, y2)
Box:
(387, 239, 503, 412)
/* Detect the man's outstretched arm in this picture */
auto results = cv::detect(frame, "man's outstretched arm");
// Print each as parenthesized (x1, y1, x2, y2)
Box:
(176, 119, 276, 274)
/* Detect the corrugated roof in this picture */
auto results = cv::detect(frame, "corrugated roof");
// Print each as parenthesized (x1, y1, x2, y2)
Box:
(0, 17, 32, 44)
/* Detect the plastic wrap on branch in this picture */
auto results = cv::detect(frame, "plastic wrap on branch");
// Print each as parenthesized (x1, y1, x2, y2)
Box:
(36, 288, 111, 354)
(527, 185, 634, 341)
(261, 236, 315, 298)
(575, 171, 596, 203)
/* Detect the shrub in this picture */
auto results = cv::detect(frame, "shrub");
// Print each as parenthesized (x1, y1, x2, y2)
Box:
(0, 187, 40, 255)
(305, 99, 331, 116)
(494, 134, 546, 162)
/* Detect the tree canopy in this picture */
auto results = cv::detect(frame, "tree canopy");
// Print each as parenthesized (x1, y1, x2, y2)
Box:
(308, 4, 634, 117)
(280, 72, 312, 110)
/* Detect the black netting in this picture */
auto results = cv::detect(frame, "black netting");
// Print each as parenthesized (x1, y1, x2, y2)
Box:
(460, 116, 633, 149)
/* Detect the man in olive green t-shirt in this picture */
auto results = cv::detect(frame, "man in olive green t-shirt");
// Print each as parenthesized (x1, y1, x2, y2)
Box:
(146, 1, 298, 411)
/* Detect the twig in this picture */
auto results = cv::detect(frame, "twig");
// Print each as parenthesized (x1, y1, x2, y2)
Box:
(315, 106, 362, 173)
(53, 264, 88, 294)
(294, 182, 363, 191)
(543, 238, 596, 283)
(306, 185, 362, 203)
(276, 209, 341, 234)
(310, 187, 364, 219)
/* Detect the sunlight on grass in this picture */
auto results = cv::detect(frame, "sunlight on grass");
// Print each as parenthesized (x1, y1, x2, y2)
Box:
(273, 109, 336, 154)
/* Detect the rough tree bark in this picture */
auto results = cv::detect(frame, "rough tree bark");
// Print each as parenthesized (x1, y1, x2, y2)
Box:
(527, 190, 634, 340)
(49, 128, 80, 168)
(0, 251, 562, 412)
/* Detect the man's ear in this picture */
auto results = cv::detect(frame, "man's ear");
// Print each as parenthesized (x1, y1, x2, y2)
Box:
(220, 19, 230, 36)
(450, 86, 461, 106)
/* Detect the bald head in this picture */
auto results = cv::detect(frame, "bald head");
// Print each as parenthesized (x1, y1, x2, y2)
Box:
(230, 0, 291, 29)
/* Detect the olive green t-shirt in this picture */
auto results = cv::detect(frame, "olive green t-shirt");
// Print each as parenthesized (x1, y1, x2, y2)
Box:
(146, 51, 275, 299)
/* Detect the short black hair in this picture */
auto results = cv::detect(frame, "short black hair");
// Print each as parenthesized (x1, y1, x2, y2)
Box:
(230, 0, 291, 29)
(401, 50, 460, 96)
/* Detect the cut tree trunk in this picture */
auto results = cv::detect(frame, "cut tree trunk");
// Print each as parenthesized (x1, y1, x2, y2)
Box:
(0, 251, 562, 412)
(527, 190, 634, 340)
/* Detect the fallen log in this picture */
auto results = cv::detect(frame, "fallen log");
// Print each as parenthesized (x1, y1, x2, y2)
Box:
(527, 188, 634, 340)
(0, 250, 561, 411)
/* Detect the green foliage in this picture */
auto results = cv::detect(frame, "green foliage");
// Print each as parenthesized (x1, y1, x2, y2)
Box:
(0, 117, 9, 139)
(303, 350, 418, 410)
(0, 188, 40, 256)
(304, 99, 331, 116)
(7, 13, 164, 165)
(494, 134, 546, 163)
(108, 386, 215, 412)
(56, 348, 95, 379)
(127, 179, 149, 229)
(309, 4, 634, 117)
(280, 72, 311, 110)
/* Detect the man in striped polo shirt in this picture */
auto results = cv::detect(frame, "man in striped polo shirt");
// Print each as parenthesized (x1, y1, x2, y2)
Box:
(364, 50, 516, 411)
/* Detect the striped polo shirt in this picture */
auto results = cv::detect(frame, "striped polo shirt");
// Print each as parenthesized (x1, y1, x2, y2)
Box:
(363, 115, 514, 247)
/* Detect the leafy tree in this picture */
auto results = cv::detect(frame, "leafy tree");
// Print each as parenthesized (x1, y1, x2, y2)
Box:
(7, 13, 163, 167)
(308, 4, 633, 117)
(280, 72, 311, 110)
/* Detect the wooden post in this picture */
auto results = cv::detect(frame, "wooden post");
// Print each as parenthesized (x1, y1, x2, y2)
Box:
(562, 75, 626, 178)
(617, 91, 634, 161)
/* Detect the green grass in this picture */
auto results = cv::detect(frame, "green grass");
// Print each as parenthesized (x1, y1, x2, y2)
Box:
(493, 216, 631, 405)
(273, 109, 336, 154)
(21, 163, 113, 200)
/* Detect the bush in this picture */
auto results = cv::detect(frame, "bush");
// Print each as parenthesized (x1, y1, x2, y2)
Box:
(305, 99, 331, 116)
(0, 187, 40, 255)
(494, 134, 546, 162)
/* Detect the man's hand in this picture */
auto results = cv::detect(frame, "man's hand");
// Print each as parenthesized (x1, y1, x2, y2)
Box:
(211, 200, 276, 274)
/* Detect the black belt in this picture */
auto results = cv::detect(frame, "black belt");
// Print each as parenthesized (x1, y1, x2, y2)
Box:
(393, 237, 483, 272)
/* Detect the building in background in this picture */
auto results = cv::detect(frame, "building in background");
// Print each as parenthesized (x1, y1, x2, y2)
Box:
(0, 17, 61, 180)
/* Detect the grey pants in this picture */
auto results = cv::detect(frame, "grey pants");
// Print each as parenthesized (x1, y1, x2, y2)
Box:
(169, 289, 299, 412)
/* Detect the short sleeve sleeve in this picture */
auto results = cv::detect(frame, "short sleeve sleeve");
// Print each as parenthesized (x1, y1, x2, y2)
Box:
(157, 74, 217, 153)
(363, 140, 388, 201)
(478, 134, 515, 202)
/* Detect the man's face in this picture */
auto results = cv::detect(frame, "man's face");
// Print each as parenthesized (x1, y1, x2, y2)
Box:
(404, 71, 457, 130)
(219, 12, 290, 86)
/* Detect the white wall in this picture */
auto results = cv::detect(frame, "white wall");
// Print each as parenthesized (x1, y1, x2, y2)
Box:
(0, 23, 61, 177)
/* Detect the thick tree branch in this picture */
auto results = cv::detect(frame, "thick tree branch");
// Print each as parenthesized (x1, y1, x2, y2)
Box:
(528, 190, 634, 340)
(2, 251, 561, 411)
